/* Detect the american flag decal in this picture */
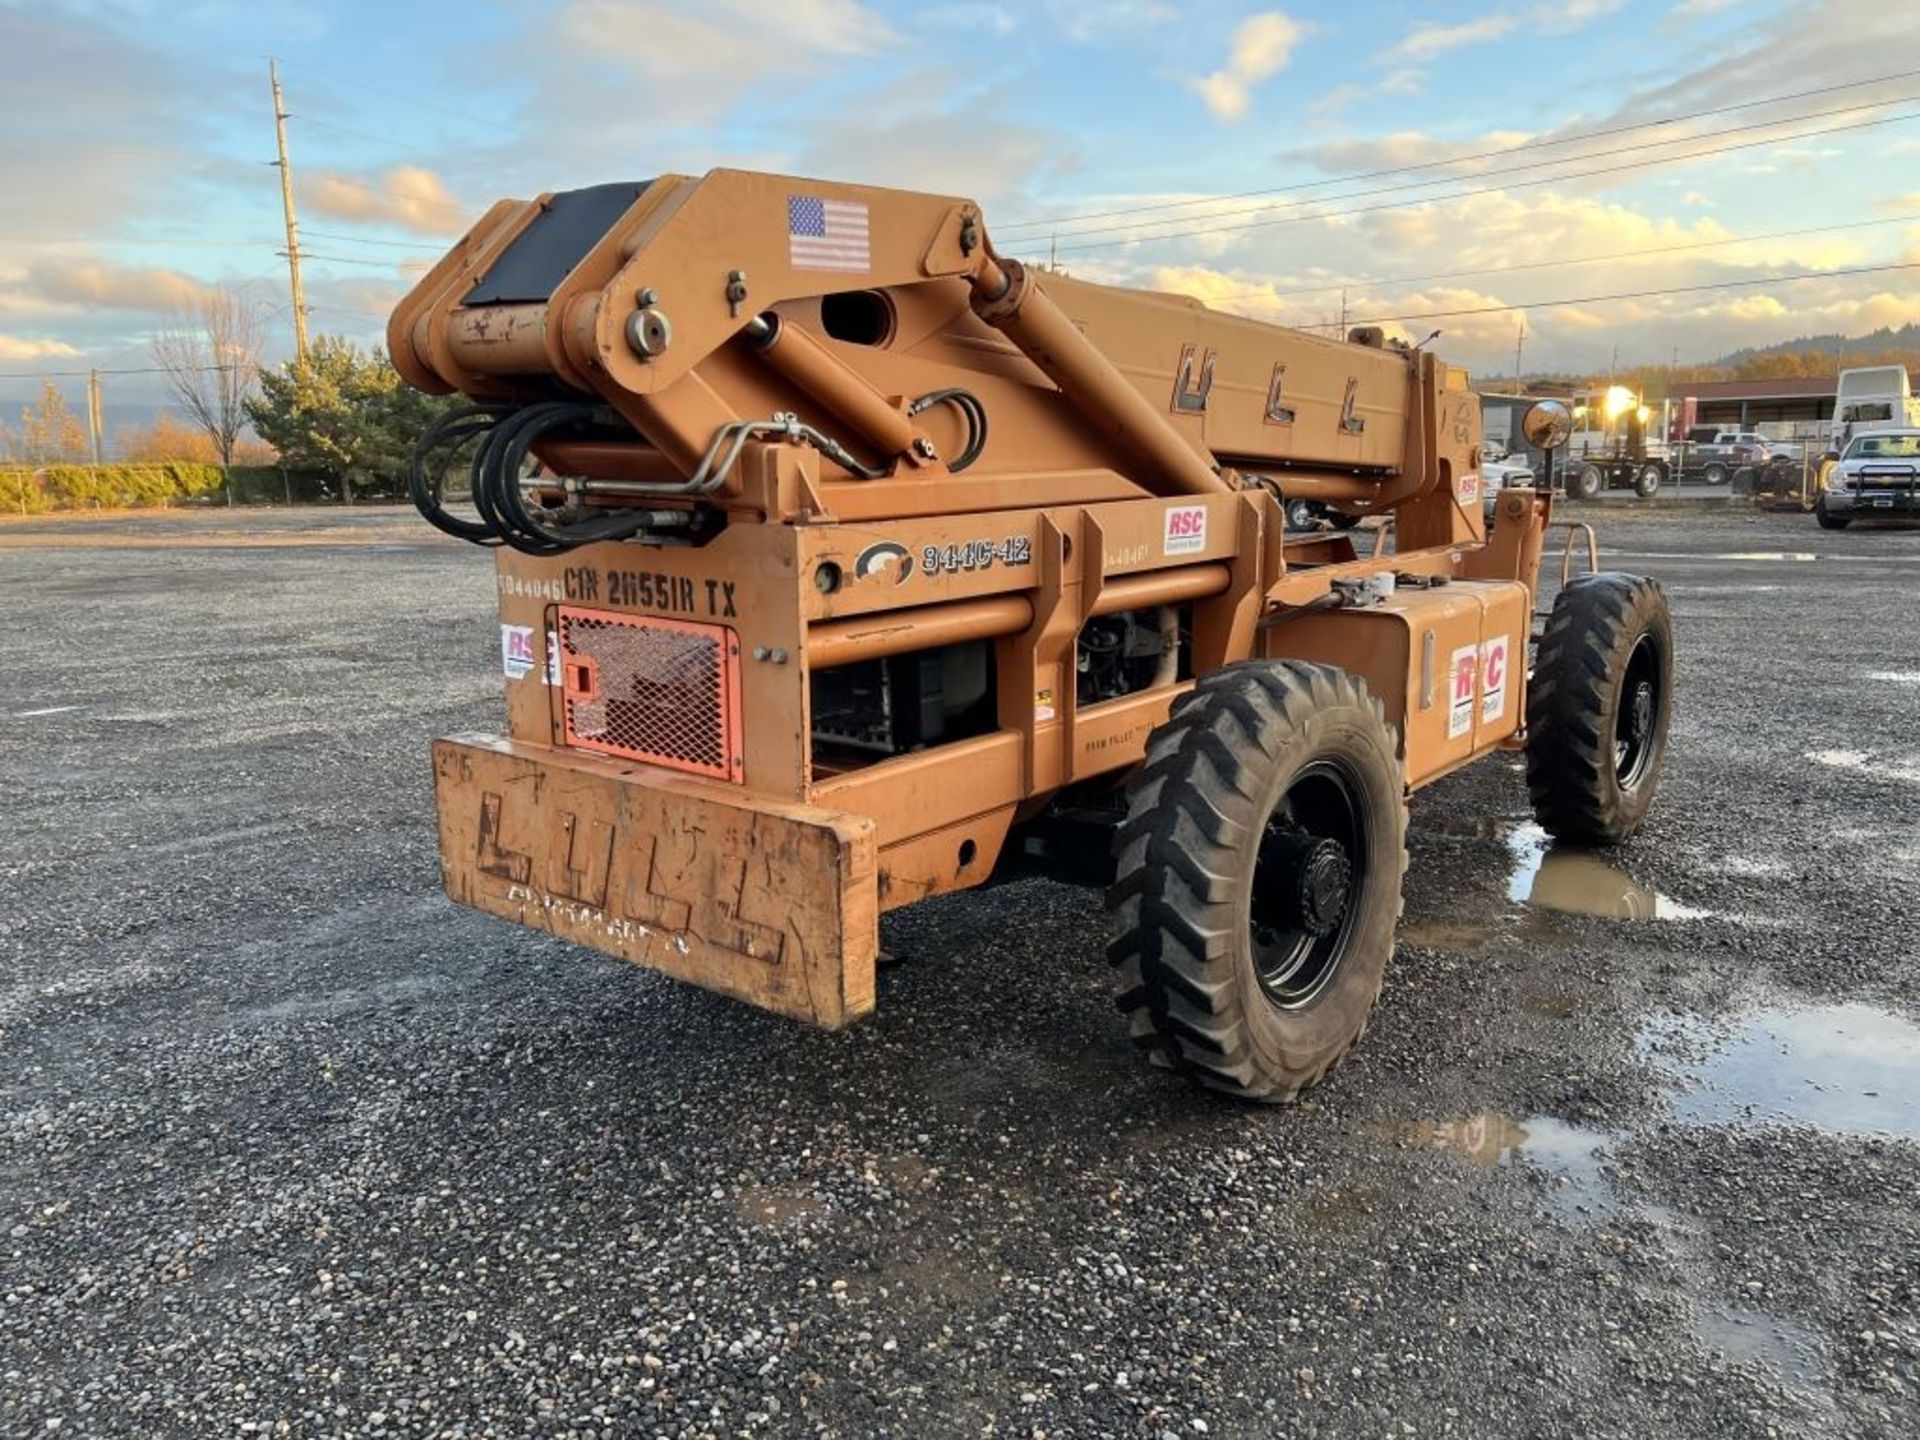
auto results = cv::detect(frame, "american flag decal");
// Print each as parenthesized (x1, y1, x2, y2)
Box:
(788, 195, 870, 273)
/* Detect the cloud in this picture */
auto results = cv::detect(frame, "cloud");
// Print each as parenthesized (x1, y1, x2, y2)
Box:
(1056, 175, 1908, 375)
(915, 3, 1019, 34)
(1671, 0, 1739, 16)
(0, 11, 206, 239)
(1043, 0, 1176, 41)
(0, 334, 82, 362)
(1193, 11, 1306, 121)
(793, 72, 1074, 218)
(20, 258, 211, 312)
(537, 0, 896, 127)
(1284, 128, 1536, 176)
(304, 166, 467, 236)
(1380, 1, 1622, 64)
(1383, 14, 1517, 63)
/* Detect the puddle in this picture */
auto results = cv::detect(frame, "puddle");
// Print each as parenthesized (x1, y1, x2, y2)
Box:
(1505, 824, 1711, 920)
(1691, 1301, 1832, 1389)
(1641, 1003, 1920, 1140)
(1397, 920, 1498, 952)
(1375, 1112, 1618, 1220)
(1806, 749, 1920, 783)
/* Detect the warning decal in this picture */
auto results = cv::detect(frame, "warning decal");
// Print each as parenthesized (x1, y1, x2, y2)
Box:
(1456, 470, 1481, 506)
(1479, 634, 1510, 724)
(1448, 644, 1478, 739)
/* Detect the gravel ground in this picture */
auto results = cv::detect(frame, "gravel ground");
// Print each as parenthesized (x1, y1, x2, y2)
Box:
(1, 503, 1917, 1439)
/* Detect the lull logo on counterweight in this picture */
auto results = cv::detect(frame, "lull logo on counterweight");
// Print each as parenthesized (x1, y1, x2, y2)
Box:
(853, 541, 914, 584)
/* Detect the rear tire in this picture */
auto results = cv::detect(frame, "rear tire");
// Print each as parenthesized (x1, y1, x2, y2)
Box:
(1525, 574, 1674, 845)
(1107, 662, 1407, 1103)
(1634, 463, 1662, 498)
(1284, 498, 1319, 532)
(1815, 497, 1851, 530)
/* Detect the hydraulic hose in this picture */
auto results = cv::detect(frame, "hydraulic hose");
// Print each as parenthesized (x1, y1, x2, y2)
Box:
(409, 405, 507, 545)
(908, 388, 987, 471)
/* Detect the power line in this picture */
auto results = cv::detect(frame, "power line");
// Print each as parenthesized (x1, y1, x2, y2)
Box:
(1045, 107, 1920, 256)
(1035, 95, 1918, 250)
(0, 364, 239, 380)
(1194, 212, 1920, 305)
(996, 65, 1920, 235)
(293, 250, 433, 268)
(1347, 259, 1920, 325)
(302, 229, 443, 250)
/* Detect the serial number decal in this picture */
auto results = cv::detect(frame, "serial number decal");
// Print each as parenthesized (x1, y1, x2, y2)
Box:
(919, 535, 1033, 576)
(499, 574, 566, 603)
(560, 565, 739, 618)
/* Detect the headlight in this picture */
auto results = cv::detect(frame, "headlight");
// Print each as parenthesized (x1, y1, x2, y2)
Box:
(1828, 472, 1852, 492)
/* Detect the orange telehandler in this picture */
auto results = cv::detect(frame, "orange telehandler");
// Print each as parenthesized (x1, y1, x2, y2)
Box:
(390, 170, 1674, 1101)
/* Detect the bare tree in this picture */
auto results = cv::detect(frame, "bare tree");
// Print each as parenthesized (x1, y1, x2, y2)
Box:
(150, 287, 265, 492)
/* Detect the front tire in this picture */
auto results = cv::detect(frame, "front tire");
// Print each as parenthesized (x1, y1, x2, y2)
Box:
(1702, 462, 1729, 486)
(1634, 463, 1663, 498)
(1107, 662, 1407, 1103)
(1284, 498, 1319, 532)
(1525, 574, 1674, 845)
(1815, 497, 1851, 530)
(1571, 463, 1604, 501)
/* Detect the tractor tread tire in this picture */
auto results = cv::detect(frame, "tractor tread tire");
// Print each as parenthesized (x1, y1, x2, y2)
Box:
(1525, 573, 1673, 846)
(1107, 661, 1406, 1104)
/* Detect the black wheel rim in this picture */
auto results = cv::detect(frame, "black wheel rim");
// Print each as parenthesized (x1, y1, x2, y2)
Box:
(1614, 633, 1662, 789)
(1250, 759, 1368, 1009)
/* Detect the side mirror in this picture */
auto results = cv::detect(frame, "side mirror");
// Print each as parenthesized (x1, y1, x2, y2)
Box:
(1521, 399, 1572, 452)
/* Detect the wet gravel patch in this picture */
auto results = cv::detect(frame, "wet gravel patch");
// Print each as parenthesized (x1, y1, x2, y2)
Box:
(1, 506, 1917, 1437)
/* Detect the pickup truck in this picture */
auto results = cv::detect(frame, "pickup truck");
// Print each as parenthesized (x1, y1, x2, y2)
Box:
(1682, 430, 1775, 485)
(1815, 428, 1920, 529)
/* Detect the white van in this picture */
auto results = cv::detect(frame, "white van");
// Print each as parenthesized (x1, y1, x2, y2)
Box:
(1831, 366, 1920, 452)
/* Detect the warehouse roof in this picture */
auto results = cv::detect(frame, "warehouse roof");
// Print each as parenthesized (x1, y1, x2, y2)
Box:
(1677, 370, 1920, 402)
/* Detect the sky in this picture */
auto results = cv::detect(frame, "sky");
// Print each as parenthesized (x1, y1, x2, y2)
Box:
(3, 0, 1918, 435)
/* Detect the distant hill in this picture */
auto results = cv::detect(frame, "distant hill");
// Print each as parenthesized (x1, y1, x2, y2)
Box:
(1523, 325, 1920, 392)
(1711, 323, 1920, 372)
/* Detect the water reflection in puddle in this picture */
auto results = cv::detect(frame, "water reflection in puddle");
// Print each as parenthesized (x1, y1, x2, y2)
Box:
(1640, 1003, 1920, 1140)
(1376, 1112, 1617, 1220)
(1691, 1302, 1832, 1389)
(1505, 823, 1711, 920)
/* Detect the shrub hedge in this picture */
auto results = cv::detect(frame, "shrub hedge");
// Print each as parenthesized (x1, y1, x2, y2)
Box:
(0, 462, 227, 512)
(0, 463, 374, 512)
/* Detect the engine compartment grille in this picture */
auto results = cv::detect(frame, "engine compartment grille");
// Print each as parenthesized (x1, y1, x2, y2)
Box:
(556, 607, 743, 782)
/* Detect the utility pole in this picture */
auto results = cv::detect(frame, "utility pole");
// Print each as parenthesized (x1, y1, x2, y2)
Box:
(1337, 287, 1349, 339)
(270, 59, 309, 362)
(1512, 319, 1526, 390)
(86, 368, 103, 465)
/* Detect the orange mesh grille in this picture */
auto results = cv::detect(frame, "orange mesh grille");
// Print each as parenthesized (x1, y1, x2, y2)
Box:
(556, 607, 744, 782)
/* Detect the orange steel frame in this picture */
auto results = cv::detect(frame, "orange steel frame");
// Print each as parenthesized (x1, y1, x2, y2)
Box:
(396, 170, 1553, 1027)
